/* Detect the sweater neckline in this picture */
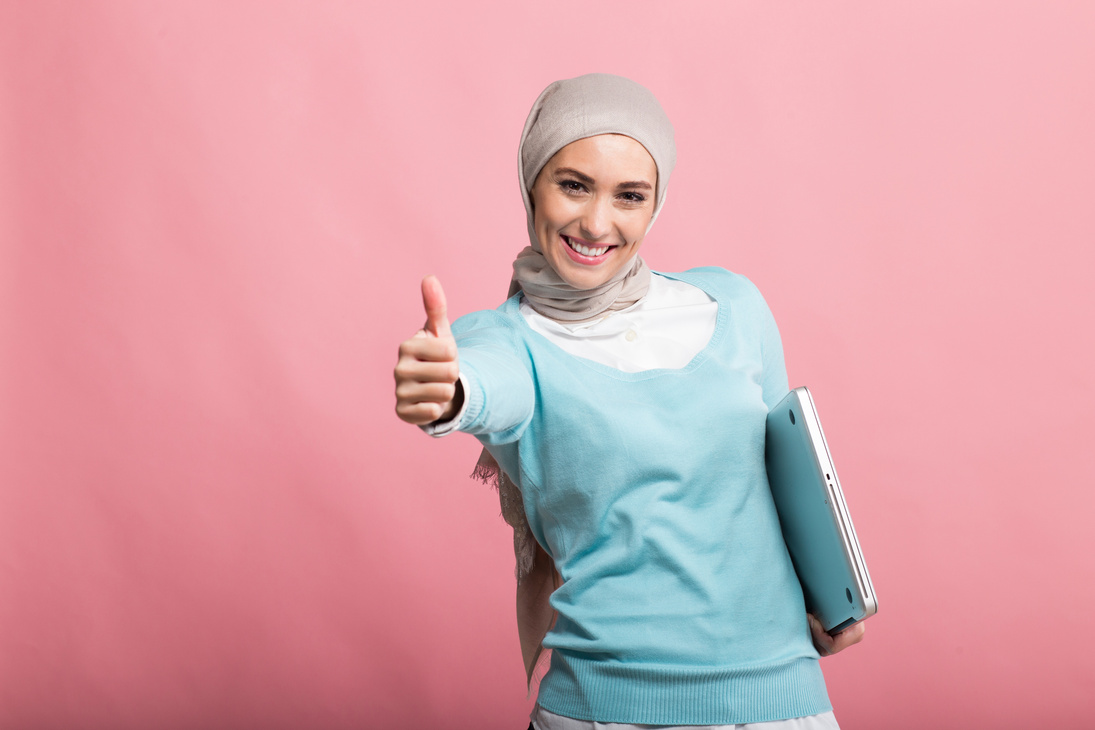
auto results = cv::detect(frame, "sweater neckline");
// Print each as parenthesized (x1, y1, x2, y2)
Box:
(505, 269, 729, 382)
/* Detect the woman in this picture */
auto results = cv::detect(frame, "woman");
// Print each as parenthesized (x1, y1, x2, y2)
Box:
(395, 73, 864, 729)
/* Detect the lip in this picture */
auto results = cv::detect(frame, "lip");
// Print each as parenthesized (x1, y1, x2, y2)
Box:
(560, 235, 616, 265)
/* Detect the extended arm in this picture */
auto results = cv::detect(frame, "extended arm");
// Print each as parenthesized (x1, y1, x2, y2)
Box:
(395, 276, 534, 442)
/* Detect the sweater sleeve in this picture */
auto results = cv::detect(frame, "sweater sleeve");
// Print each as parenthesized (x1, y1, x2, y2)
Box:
(755, 285, 790, 411)
(673, 266, 790, 411)
(451, 310, 535, 445)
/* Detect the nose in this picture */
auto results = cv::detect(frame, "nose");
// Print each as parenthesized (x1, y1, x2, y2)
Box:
(578, 196, 613, 241)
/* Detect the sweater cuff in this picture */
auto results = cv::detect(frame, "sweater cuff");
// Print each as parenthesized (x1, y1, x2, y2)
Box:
(419, 372, 470, 437)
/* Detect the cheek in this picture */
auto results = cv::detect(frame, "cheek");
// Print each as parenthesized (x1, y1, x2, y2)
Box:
(624, 211, 652, 243)
(534, 208, 559, 246)
(535, 195, 570, 233)
(532, 202, 563, 254)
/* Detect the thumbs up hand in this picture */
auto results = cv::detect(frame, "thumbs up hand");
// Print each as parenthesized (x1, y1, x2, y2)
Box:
(395, 275, 463, 425)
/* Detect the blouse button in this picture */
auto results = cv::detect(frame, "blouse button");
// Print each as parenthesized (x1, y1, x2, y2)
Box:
(625, 329, 638, 342)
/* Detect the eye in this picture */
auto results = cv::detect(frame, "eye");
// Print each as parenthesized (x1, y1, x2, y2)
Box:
(559, 179, 587, 195)
(618, 191, 647, 204)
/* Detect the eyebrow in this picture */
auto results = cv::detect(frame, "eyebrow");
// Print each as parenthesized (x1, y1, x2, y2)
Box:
(554, 167, 653, 191)
(554, 167, 595, 184)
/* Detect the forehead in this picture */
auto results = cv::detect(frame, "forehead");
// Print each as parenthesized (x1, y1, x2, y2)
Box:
(544, 134, 657, 181)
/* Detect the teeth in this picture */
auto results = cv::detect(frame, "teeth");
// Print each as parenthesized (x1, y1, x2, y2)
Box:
(567, 237, 609, 257)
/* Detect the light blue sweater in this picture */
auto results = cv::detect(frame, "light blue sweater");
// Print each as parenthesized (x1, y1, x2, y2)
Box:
(453, 268, 830, 724)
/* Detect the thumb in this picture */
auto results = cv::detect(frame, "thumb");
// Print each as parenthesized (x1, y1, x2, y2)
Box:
(421, 275, 452, 338)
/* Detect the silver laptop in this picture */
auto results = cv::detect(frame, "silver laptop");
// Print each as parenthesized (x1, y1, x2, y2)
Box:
(765, 387, 877, 634)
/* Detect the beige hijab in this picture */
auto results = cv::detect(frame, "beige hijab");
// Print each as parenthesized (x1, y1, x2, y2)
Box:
(474, 73, 676, 687)
(511, 72, 677, 321)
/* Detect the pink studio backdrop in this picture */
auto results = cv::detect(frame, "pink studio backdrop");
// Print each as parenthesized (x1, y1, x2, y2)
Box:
(2, 2, 1093, 728)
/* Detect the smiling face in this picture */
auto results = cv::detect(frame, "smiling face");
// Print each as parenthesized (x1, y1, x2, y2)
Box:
(529, 134, 658, 291)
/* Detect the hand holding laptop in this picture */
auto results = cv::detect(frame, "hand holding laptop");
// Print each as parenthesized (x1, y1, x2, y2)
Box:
(808, 613, 866, 656)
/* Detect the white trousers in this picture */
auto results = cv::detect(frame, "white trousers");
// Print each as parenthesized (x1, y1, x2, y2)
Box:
(530, 705, 840, 730)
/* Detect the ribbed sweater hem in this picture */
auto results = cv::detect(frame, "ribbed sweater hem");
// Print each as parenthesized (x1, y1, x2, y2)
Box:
(536, 652, 831, 725)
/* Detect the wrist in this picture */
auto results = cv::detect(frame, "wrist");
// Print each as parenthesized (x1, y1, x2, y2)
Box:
(436, 378, 465, 423)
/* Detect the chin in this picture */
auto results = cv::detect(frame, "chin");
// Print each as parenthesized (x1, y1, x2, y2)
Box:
(560, 267, 622, 291)
(551, 249, 632, 292)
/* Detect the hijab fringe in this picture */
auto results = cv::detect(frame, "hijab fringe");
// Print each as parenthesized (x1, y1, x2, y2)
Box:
(471, 451, 535, 583)
(472, 451, 560, 688)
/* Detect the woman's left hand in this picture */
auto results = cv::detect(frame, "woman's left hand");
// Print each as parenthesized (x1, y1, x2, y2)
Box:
(807, 614, 866, 657)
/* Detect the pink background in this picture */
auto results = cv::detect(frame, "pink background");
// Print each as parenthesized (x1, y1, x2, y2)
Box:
(2, 2, 1093, 728)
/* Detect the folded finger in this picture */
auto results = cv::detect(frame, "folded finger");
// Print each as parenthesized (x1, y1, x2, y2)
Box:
(395, 380, 457, 405)
(399, 334, 458, 363)
(395, 358, 459, 385)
